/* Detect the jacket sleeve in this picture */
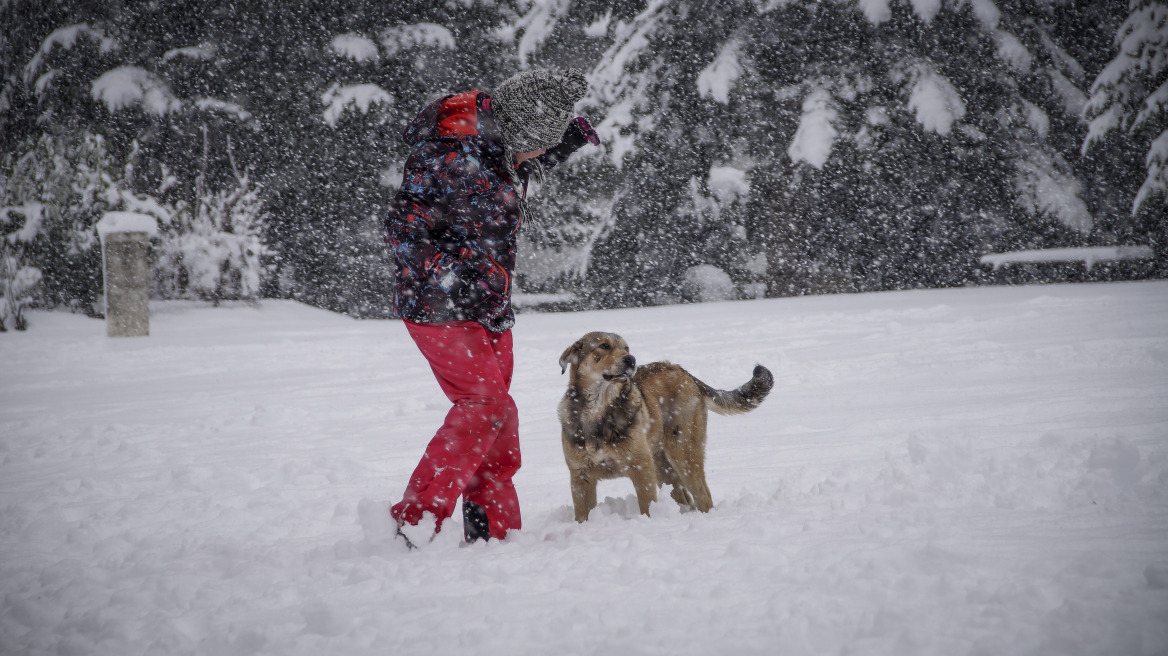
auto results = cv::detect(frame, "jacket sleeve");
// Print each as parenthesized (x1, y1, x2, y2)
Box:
(517, 147, 568, 181)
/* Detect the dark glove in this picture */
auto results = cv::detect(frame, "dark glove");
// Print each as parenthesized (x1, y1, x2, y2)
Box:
(561, 117, 600, 150)
(542, 117, 600, 167)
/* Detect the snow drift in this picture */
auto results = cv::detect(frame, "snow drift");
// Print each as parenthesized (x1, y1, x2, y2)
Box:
(2, 281, 1166, 655)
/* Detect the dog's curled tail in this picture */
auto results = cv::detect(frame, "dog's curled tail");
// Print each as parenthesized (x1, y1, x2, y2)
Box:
(695, 364, 774, 416)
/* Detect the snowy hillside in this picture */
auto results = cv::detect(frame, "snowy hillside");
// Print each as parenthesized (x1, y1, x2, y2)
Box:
(2, 281, 1167, 655)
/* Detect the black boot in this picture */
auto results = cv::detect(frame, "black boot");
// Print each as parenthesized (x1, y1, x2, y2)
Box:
(463, 500, 490, 544)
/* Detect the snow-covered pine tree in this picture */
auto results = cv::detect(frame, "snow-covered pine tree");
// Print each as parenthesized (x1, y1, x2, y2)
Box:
(568, 0, 746, 307)
(1083, 0, 1168, 266)
(0, 131, 121, 320)
(490, 1, 629, 306)
(288, 2, 435, 317)
(4, 0, 1157, 321)
(0, 6, 126, 321)
(711, 0, 1109, 294)
(0, 152, 44, 331)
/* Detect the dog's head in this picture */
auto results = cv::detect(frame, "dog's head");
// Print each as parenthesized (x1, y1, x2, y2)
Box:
(559, 332, 637, 383)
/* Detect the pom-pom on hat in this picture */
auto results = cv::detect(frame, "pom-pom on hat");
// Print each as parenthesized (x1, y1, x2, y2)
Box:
(491, 68, 588, 154)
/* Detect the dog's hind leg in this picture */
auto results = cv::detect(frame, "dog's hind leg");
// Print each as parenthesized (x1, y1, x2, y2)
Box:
(679, 468, 712, 512)
(656, 453, 695, 510)
(663, 423, 714, 513)
(570, 473, 597, 522)
(669, 457, 713, 512)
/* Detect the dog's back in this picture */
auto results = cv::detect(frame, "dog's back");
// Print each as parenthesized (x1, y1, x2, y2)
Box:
(635, 362, 773, 416)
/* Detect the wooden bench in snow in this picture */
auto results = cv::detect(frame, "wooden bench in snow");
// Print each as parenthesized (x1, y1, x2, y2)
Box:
(980, 246, 1154, 271)
(96, 212, 159, 337)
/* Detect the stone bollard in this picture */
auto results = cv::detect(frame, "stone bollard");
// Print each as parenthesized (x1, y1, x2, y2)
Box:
(96, 212, 158, 338)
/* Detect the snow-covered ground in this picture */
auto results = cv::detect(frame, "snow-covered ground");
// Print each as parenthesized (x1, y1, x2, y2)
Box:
(2, 281, 1167, 655)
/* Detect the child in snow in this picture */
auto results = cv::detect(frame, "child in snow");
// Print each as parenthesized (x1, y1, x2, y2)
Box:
(385, 69, 600, 547)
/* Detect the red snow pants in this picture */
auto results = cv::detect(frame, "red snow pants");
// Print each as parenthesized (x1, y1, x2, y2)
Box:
(390, 320, 522, 539)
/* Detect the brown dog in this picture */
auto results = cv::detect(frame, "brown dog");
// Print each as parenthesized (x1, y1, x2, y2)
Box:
(557, 332, 773, 522)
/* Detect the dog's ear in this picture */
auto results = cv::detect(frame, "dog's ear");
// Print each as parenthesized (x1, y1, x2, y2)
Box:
(559, 339, 585, 374)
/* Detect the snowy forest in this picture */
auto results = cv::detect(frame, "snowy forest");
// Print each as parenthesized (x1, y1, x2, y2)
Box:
(1, 0, 1165, 329)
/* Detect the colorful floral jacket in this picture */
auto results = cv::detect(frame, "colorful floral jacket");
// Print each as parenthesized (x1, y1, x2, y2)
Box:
(386, 91, 564, 333)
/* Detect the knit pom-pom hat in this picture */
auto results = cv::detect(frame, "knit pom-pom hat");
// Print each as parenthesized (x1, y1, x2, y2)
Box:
(490, 68, 588, 153)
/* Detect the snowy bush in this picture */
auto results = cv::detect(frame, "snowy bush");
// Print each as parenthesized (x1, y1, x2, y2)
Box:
(155, 139, 269, 303)
(0, 215, 43, 331)
(683, 264, 735, 303)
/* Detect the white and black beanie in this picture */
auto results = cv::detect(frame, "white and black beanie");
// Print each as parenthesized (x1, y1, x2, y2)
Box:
(491, 68, 588, 154)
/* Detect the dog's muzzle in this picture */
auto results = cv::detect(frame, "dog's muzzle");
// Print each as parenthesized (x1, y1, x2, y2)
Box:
(603, 355, 637, 381)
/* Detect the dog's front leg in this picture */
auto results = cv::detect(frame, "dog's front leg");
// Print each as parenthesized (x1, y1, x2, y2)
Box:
(628, 463, 658, 517)
(570, 472, 597, 522)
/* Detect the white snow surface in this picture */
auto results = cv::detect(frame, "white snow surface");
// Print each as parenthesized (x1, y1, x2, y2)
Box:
(95, 212, 160, 238)
(2, 282, 1168, 655)
(980, 246, 1155, 270)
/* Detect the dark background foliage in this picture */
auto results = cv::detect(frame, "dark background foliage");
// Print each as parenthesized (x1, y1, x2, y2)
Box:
(1, 0, 1163, 328)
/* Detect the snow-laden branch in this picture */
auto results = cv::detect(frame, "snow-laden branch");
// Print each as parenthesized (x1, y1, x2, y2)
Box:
(330, 34, 379, 62)
(1083, 0, 1168, 214)
(320, 84, 393, 128)
(697, 39, 743, 105)
(91, 66, 182, 116)
(23, 23, 118, 85)
(380, 24, 455, 57)
(1013, 150, 1093, 234)
(787, 87, 838, 169)
(585, 0, 672, 166)
(494, 0, 572, 69)
(162, 45, 215, 63)
(906, 66, 966, 136)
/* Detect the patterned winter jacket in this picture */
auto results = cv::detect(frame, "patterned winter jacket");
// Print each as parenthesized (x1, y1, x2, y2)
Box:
(385, 91, 567, 333)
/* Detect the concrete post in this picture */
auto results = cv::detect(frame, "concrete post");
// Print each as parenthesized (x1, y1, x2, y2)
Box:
(96, 212, 159, 338)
